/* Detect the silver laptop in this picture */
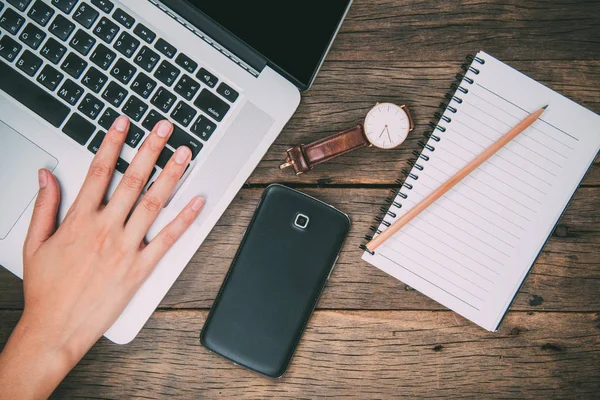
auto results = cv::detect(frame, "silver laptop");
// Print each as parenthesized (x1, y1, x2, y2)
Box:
(0, 0, 352, 343)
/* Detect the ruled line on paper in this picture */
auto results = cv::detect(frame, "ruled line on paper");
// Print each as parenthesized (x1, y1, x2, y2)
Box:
(474, 83, 579, 141)
(379, 253, 480, 311)
(465, 100, 569, 159)
(469, 91, 575, 150)
(397, 184, 521, 239)
(382, 245, 486, 301)
(388, 232, 496, 284)
(414, 167, 528, 230)
(459, 109, 564, 168)
(399, 192, 518, 248)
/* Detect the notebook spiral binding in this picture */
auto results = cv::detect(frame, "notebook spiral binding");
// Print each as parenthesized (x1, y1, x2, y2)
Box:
(360, 54, 486, 255)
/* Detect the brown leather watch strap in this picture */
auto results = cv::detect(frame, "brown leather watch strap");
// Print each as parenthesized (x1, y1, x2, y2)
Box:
(280, 125, 369, 175)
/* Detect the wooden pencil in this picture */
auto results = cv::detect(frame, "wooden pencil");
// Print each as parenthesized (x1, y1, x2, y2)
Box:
(364, 105, 548, 254)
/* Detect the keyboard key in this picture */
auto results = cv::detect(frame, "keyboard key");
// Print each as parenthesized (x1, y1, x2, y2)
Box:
(216, 82, 239, 103)
(142, 109, 164, 131)
(81, 66, 107, 93)
(194, 89, 229, 122)
(175, 53, 197, 74)
(61, 52, 87, 78)
(133, 23, 155, 43)
(122, 95, 147, 122)
(131, 72, 156, 99)
(19, 23, 46, 50)
(93, 17, 119, 43)
(70, 29, 95, 56)
(78, 93, 104, 120)
(115, 157, 129, 174)
(110, 58, 136, 84)
(88, 130, 105, 153)
(91, 0, 113, 14)
(0, 2, 3, 11)
(73, 2, 99, 29)
(174, 74, 200, 101)
(0, 35, 22, 61)
(170, 101, 196, 127)
(191, 114, 216, 141)
(102, 80, 127, 107)
(39, 37, 66, 64)
(113, 31, 139, 58)
(169, 124, 202, 159)
(196, 67, 217, 88)
(7, 0, 32, 12)
(37, 64, 64, 91)
(50, 14, 75, 42)
(112, 8, 134, 29)
(134, 45, 159, 72)
(98, 107, 118, 129)
(62, 113, 95, 145)
(155, 147, 173, 169)
(0, 60, 70, 127)
(154, 38, 175, 58)
(90, 43, 115, 70)
(154, 60, 179, 87)
(1, 8, 25, 34)
(124, 123, 144, 148)
(28, 1, 55, 27)
(57, 78, 84, 105)
(16, 49, 42, 76)
(151, 87, 176, 113)
(51, 0, 78, 14)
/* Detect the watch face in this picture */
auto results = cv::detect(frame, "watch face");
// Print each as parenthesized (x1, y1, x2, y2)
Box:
(364, 103, 411, 149)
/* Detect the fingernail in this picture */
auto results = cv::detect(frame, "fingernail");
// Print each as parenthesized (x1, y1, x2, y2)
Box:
(115, 116, 129, 132)
(174, 146, 191, 164)
(38, 169, 47, 189)
(191, 197, 205, 212)
(157, 120, 172, 138)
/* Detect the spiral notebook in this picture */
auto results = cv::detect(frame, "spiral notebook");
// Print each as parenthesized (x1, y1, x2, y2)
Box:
(362, 51, 600, 331)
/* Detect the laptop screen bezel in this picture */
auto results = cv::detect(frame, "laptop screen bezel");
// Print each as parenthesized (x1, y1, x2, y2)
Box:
(160, 0, 353, 91)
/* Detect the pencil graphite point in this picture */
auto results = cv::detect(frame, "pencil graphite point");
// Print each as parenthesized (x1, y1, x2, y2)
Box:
(542, 104, 548, 109)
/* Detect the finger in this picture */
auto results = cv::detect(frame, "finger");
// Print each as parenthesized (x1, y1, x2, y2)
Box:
(76, 116, 129, 209)
(124, 145, 191, 243)
(140, 196, 204, 268)
(104, 120, 173, 221)
(23, 169, 61, 257)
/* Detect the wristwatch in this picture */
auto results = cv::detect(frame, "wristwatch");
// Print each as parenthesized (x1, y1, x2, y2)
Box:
(280, 103, 414, 175)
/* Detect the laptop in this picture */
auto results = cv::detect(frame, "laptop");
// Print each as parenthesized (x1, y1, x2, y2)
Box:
(0, 0, 352, 344)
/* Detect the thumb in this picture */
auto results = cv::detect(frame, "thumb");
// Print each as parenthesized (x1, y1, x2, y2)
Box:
(24, 169, 61, 257)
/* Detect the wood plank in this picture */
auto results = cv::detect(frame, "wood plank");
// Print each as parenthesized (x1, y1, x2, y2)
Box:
(1, 310, 598, 398)
(251, 61, 600, 185)
(329, 0, 600, 62)
(2, 188, 599, 311)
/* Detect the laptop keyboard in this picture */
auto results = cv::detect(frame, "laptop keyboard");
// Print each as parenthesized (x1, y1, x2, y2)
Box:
(0, 0, 240, 182)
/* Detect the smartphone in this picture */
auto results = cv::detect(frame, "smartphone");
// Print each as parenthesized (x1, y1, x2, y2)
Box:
(200, 184, 350, 378)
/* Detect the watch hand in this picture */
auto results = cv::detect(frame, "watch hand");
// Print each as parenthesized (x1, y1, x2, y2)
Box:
(386, 127, 393, 142)
(378, 126, 387, 138)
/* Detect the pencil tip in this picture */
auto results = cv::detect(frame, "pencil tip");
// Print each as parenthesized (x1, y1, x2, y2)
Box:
(542, 104, 548, 109)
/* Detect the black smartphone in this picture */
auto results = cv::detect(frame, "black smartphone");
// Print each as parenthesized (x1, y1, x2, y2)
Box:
(200, 184, 350, 378)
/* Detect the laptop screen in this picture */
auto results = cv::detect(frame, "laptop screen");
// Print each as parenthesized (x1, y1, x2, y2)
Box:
(183, 0, 352, 89)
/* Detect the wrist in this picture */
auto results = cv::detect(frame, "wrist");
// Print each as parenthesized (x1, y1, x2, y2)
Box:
(0, 313, 74, 399)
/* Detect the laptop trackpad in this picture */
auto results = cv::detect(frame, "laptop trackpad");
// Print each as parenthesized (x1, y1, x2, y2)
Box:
(0, 121, 58, 240)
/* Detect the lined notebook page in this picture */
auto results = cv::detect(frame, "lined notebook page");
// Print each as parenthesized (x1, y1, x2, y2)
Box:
(363, 51, 600, 331)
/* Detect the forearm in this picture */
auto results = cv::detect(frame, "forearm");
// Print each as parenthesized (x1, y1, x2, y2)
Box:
(0, 315, 73, 400)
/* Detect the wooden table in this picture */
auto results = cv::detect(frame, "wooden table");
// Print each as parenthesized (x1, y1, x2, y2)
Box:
(2, 0, 600, 397)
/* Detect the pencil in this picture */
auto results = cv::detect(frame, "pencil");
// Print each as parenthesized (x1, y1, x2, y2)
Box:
(364, 105, 548, 254)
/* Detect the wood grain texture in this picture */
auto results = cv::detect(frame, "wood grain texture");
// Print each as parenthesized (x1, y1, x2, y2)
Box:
(1, 310, 598, 399)
(2, 187, 598, 312)
(1, 0, 599, 397)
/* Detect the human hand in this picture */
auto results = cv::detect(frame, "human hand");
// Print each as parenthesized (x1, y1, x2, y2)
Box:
(0, 116, 204, 399)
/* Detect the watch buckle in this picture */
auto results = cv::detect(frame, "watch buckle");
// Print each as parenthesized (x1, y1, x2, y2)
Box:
(279, 160, 295, 170)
